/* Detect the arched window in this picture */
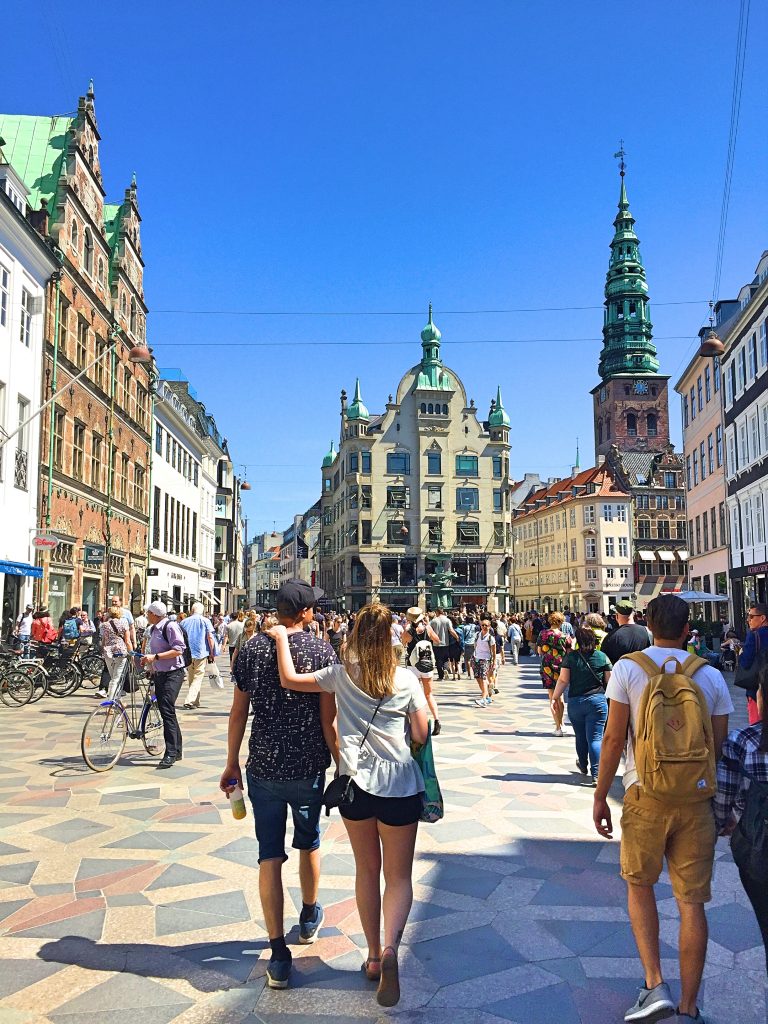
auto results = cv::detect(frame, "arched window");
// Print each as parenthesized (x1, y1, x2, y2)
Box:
(627, 412, 637, 436)
(420, 403, 426, 414)
(97, 257, 105, 284)
(606, 416, 611, 439)
(83, 229, 93, 275)
(427, 403, 434, 414)
(129, 295, 136, 335)
(598, 419, 603, 444)
(70, 218, 79, 252)
(88, 145, 94, 165)
(647, 412, 657, 437)
(442, 404, 448, 415)
(120, 293, 126, 318)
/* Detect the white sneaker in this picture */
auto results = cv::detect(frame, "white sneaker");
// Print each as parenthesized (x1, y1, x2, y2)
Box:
(554, 727, 564, 737)
(474, 698, 487, 708)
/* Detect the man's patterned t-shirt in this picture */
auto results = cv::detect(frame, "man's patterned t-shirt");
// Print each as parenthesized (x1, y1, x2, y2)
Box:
(234, 630, 337, 780)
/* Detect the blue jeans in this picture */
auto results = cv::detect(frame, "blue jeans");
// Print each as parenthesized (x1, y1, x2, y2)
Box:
(567, 693, 608, 778)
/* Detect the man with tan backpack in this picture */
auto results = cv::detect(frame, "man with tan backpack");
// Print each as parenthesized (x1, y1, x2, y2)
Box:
(593, 594, 733, 1024)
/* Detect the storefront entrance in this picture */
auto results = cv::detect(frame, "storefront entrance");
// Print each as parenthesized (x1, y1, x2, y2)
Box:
(81, 578, 100, 619)
(48, 573, 72, 626)
(1, 575, 22, 640)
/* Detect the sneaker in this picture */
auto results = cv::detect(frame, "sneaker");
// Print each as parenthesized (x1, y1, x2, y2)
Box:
(474, 698, 487, 708)
(484, 696, 492, 706)
(266, 953, 292, 989)
(298, 902, 324, 943)
(554, 727, 564, 737)
(675, 1012, 704, 1023)
(96, 689, 108, 698)
(432, 720, 441, 736)
(624, 981, 675, 1021)
(576, 760, 588, 775)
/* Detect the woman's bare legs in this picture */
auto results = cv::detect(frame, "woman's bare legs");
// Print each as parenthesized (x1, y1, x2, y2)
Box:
(550, 691, 564, 730)
(377, 820, 418, 1006)
(421, 676, 439, 722)
(343, 817, 382, 963)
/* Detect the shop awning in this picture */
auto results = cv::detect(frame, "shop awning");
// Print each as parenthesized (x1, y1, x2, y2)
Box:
(657, 551, 675, 561)
(0, 559, 43, 578)
(637, 550, 656, 560)
(678, 550, 690, 561)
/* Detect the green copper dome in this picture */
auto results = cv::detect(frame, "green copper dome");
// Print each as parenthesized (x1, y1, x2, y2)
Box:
(420, 303, 442, 344)
(347, 378, 370, 421)
(322, 440, 337, 468)
(488, 386, 510, 427)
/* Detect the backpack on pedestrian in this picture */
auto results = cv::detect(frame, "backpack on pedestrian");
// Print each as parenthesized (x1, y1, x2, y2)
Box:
(734, 780, 768, 875)
(160, 621, 193, 667)
(62, 617, 80, 640)
(408, 639, 435, 675)
(625, 651, 716, 803)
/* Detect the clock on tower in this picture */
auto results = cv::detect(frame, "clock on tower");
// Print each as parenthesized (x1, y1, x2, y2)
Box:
(633, 379, 649, 395)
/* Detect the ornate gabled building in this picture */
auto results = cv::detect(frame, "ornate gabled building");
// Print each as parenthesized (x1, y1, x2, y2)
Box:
(591, 166, 688, 605)
(0, 85, 152, 620)
(319, 308, 512, 612)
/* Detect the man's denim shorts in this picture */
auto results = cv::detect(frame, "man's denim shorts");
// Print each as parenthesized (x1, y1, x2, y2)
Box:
(245, 771, 326, 863)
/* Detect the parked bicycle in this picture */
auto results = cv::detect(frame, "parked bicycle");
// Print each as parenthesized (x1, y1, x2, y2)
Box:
(80, 653, 163, 771)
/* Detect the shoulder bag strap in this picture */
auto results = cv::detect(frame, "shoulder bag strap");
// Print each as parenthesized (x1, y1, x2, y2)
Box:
(578, 650, 606, 688)
(359, 699, 384, 753)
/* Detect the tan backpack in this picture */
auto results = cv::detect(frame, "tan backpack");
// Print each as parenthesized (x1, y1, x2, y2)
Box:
(625, 651, 716, 804)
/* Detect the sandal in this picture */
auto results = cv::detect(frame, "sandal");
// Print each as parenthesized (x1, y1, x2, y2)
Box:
(376, 946, 400, 1007)
(361, 957, 381, 981)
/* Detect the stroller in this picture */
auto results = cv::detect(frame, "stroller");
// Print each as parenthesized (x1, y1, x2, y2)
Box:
(719, 646, 738, 672)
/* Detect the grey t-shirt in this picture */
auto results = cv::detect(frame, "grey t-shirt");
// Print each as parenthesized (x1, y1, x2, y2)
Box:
(431, 614, 453, 647)
(314, 664, 426, 797)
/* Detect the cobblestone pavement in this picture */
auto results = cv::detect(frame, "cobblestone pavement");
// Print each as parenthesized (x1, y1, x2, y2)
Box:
(0, 655, 764, 1024)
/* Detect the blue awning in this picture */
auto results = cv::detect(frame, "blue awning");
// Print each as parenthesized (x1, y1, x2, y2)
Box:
(0, 560, 43, 578)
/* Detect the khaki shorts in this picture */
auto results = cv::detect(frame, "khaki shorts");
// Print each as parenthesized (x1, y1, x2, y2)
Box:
(619, 785, 716, 903)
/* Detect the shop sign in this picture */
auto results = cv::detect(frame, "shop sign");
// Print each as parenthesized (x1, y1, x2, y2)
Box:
(31, 531, 60, 549)
(83, 544, 105, 566)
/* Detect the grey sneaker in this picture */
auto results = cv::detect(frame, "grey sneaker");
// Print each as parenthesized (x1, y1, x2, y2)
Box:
(625, 981, 675, 1021)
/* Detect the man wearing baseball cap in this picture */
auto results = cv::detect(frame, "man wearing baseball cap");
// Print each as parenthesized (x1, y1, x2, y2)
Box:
(601, 598, 652, 666)
(220, 578, 337, 990)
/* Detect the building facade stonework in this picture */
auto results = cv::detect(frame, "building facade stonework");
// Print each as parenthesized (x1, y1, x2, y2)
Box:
(319, 309, 511, 612)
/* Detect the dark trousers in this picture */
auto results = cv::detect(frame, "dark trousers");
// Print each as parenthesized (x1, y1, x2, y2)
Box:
(732, 829, 768, 974)
(435, 646, 450, 680)
(153, 668, 184, 759)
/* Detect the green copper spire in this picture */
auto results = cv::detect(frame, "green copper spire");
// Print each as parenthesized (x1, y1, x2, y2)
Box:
(347, 378, 370, 421)
(416, 304, 453, 390)
(321, 440, 337, 468)
(488, 385, 510, 427)
(597, 162, 659, 381)
(575, 437, 580, 470)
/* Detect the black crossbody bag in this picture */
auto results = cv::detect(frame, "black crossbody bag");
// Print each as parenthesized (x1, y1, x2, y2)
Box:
(577, 651, 607, 693)
(323, 698, 383, 816)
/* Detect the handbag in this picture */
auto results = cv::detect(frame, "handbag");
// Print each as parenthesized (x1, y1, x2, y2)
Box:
(322, 698, 383, 816)
(734, 632, 763, 690)
(411, 723, 444, 823)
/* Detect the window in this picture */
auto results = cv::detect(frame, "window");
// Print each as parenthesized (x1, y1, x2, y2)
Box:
(585, 537, 597, 559)
(583, 505, 595, 525)
(427, 484, 442, 509)
(492, 455, 503, 479)
(98, 257, 105, 285)
(695, 516, 702, 554)
(658, 519, 671, 539)
(163, 493, 169, 551)
(427, 451, 441, 475)
(686, 456, 692, 490)
(748, 334, 757, 379)
(361, 485, 372, 509)
(155, 424, 163, 455)
(710, 506, 718, 548)
(706, 433, 714, 475)
(697, 375, 703, 411)
(122, 367, 131, 415)
(493, 488, 503, 512)
(134, 465, 145, 512)
(152, 487, 161, 549)
(606, 416, 611, 439)
(586, 567, 598, 581)
(756, 494, 765, 544)
(361, 450, 371, 473)
(700, 441, 707, 480)
(647, 412, 657, 437)
(386, 451, 410, 475)
(683, 396, 689, 427)
(19, 289, 32, 347)
(740, 421, 749, 465)
(95, 336, 106, 389)
(72, 422, 85, 480)
(136, 385, 148, 429)
(716, 424, 723, 467)
(53, 408, 65, 469)
(605, 537, 615, 557)
(387, 519, 409, 543)
(714, 356, 721, 391)
(456, 521, 480, 546)
(705, 365, 711, 402)
(751, 414, 760, 460)
(619, 537, 628, 557)
(361, 520, 371, 545)
(637, 494, 650, 509)
(427, 519, 443, 545)
(570, 538, 577, 560)
(620, 567, 629, 579)
(569, 508, 576, 527)
(70, 218, 79, 252)
(456, 487, 479, 511)
(693, 450, 699, 485)
(606, 567, 615, 579)
(381, 557, 416, 586)
(492, 522, 504, 546)
(84, 229, 93, 276)
(91, 434, 102, 490)
(348, 451, 359, 472)
(727, 434, 735, 477)
(386, 485, 410, 509)
(725, 365, 733, 406)
(626, 412, 637, 436)
(0, 262, 8, 327)
(738, 348, 746, 392)
(677, 520, 687, 540)
(664, 472, 677, 489)
(638, 518, 651, 539)
(602, 503, 613, 521)
(761, 322, 768, 367)
(130, 296, 137, 335)
(690, 386, 696, 419)
(455, 454, 479, 477)
(743, 501, 752, 547)
(657, 495, 669, 510)
(76, 317, 88, 366)
(121, 453, 129, 503)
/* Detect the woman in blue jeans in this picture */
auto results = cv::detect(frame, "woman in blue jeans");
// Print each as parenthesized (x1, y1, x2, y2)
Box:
(551, 627, 611, 785)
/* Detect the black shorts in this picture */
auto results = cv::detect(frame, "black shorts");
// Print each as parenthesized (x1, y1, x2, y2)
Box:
(340, 782, 422, 826)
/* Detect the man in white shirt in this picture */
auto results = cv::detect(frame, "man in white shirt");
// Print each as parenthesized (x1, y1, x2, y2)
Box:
(15, 604, 34, 658)
(593, 594, 733, 1024)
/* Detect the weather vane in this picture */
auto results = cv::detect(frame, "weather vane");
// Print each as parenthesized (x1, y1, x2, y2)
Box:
(614, 140, 627, 177)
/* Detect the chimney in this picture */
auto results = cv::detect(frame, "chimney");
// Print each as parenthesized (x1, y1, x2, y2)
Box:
(27, 198, 49, 237)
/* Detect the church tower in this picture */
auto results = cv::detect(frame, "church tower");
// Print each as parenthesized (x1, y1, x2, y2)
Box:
(591, 159, 671, 461)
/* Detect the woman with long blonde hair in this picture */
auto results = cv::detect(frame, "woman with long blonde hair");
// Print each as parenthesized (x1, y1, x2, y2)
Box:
(269, 603, 428, 1008)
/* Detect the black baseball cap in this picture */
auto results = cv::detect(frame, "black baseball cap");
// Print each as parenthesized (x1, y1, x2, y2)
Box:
(276, 578, 324, 615)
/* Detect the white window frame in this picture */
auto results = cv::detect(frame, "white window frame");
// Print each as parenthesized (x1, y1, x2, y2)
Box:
(605, 537, 615, 557)
(0, 262, 9, 328)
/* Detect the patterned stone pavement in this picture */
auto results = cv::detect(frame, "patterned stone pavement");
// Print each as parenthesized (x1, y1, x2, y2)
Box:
(0, 654, 765, 1024)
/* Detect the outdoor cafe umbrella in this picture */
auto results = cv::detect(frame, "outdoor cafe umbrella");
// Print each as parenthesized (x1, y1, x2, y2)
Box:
(671, 590, 729, 602)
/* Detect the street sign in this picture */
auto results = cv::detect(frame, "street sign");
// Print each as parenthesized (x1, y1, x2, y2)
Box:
(83, 544, 105, 566)
(147, 568, 159, 577)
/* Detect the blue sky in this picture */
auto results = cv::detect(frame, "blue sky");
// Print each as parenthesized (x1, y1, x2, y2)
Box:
(3, 1, 766, 533)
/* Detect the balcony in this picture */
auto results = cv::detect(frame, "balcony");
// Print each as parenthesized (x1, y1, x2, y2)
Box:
(14, 448, 28, 491)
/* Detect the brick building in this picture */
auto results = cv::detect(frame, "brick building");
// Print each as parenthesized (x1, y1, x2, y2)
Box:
(0, 86, 152, 621)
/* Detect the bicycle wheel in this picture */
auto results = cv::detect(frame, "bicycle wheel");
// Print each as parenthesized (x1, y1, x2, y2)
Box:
(0, 670, 34, 706)
(140, 698, 164, 757)
(47, 664, 82, 698)
(80, 654, 105, 686)
(81, 702, 127, 771)
(22, 665, 48, 703)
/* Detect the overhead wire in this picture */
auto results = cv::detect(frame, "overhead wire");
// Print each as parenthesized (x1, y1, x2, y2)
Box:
(154, 334, 694, 349)
(151, 300, 707, 317)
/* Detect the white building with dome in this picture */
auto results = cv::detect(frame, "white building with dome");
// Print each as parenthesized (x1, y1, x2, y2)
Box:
(319, 307, 513, 612)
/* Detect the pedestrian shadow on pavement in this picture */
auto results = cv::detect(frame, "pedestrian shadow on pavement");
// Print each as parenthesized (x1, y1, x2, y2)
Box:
(484, 770, 584, 785)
